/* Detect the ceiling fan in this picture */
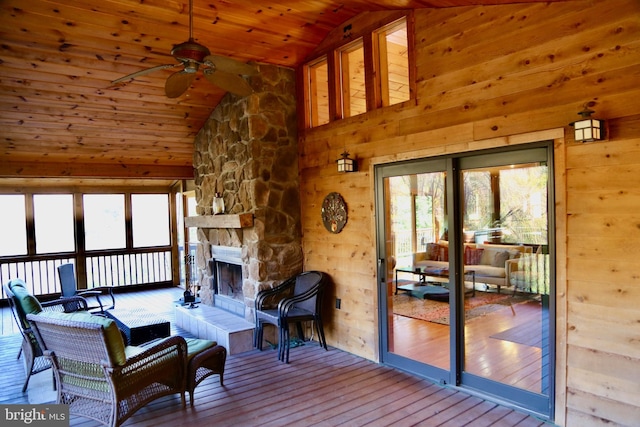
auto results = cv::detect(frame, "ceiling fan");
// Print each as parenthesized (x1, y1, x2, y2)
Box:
(111, 0, 258, 98)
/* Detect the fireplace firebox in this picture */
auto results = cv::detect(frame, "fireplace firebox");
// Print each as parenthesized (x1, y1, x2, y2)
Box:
(210, 245, 246, 318)
(215, 261, 242, 299)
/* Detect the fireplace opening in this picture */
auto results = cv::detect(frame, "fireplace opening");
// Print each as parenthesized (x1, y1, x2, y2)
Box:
(210, 245, 246, 318)
(215, 261, 243, 300)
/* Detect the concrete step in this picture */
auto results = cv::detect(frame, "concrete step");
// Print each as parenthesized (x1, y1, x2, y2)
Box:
(174, 304, 255, 355)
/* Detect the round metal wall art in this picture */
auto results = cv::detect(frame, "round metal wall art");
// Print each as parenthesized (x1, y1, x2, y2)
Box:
(321, 192, 347, 234)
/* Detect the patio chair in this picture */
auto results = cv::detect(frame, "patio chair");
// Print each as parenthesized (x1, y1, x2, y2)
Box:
(254, 271, 328, 363)
(26, 310, 188, 427)
(3, 278, 89, 392)
(57, 263, 115, 313)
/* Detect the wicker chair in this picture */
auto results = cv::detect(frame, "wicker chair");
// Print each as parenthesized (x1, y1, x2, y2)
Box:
(27, 310, 188, 427)
(3, 278, 89, 392)
(254, 271, 328, 363)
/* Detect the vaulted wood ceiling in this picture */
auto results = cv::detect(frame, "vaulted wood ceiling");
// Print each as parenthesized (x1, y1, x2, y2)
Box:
(0, 0, 564, 182)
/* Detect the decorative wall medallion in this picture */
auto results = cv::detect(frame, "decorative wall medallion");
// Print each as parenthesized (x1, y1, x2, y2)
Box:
(321, 192, 347, 234)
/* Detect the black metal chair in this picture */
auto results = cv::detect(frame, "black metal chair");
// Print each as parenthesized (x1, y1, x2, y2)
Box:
(3, 278, 88, 392)
(57, 263, 115, 313)
(254, 271, 328, 363)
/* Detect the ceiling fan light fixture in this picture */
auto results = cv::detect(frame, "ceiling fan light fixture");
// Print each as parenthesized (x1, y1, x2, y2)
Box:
(183, 61, 199, 73)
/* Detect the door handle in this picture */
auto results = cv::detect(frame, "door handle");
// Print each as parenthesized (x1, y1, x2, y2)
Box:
(378, 258, 385, 283)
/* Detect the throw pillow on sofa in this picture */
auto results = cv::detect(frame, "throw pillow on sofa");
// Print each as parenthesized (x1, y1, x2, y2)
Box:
(425, 243, 440, 260)
(492, 250, 511, 267)
(464, 247, 484, 265)
(438, 245, 449, 262)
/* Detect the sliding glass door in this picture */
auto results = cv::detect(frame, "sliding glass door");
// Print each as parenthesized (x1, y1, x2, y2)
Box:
(377, 159, 451, 382)
(376, 145, 554, 418)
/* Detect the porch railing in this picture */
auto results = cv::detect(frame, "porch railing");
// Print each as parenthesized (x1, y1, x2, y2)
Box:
(1, 249, 173, 299)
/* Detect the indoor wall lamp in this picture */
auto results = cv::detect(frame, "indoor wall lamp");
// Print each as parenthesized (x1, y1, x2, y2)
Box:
(337, 150, 357, 173)
(572, 106, 606, 143)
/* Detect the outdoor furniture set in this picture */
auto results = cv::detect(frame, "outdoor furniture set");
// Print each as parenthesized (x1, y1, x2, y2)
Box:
(4, 277, 226, 427)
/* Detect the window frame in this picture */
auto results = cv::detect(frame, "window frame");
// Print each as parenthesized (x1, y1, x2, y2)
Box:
(337, 37, 367, 119)
(304, 56, 330, 128)
(301, 11, 414, 129)
(373, 17, 411, 108)
(0, 185, 177, 295)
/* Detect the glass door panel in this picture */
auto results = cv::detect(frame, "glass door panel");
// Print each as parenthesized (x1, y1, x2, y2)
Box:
(460, 160, 552, 400)
(382, 170, 450, 371)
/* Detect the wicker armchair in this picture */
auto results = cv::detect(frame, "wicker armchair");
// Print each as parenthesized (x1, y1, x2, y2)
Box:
(3, 278, 89, 392)
(27, 310, 188, 427)
(254, 271, 328, 363)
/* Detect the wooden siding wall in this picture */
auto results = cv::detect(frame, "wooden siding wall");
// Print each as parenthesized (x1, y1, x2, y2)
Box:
(298, 1, 640, 426)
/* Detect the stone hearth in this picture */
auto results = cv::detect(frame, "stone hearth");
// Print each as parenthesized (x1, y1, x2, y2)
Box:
(191, 64, 302, 322)
(174, 304, 255, 355)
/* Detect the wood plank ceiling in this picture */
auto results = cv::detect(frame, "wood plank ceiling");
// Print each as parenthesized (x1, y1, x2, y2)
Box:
(0, 0, 564, 182)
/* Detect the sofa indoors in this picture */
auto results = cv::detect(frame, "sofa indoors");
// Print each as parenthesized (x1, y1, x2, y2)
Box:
(412, 241, 533, 293)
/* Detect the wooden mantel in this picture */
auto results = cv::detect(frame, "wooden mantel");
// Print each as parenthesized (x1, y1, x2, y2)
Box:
(184, 213, 254, 229)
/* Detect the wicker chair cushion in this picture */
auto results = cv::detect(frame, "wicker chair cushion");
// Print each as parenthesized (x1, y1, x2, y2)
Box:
(36, 311, 127, 366)
(185, 338, 217, 362)
(9, 280, 43, 328)
(123, 338, 216, 362)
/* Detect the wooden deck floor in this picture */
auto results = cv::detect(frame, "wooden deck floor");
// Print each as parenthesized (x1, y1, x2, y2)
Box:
(0, 287, 551, 426)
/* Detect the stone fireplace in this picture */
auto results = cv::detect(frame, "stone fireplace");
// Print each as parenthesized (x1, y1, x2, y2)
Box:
(191, 64, 303, 323)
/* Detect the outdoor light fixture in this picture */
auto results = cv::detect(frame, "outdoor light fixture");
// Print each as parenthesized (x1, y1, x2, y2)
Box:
(573, 107, 605, 142)
(337, 150, 356, 173)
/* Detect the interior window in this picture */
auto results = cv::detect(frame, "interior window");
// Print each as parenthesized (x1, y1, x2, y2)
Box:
(375, 17, 410, 107)
(338, 38, 366, 118)
(306, 56, 330, 127)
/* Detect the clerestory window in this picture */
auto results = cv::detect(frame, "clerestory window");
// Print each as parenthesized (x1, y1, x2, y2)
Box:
(338, 38, 366, 118)
(375, 18, 410, 107)
(303, 15, 412, 128)
(306, 56, 330, 127)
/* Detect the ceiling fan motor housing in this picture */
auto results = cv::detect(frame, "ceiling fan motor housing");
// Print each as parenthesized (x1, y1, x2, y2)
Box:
(171, 39, 211, 63)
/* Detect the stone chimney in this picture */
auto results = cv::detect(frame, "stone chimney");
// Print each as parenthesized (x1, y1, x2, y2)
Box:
(191, 64, 302, 321)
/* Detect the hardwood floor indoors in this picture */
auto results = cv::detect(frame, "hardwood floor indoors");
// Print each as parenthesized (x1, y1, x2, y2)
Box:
(0, 287, 550, 426)
(391, 294, 545, 393)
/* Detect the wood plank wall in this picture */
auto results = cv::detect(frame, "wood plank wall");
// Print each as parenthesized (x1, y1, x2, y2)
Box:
(297, 1, 640, 426)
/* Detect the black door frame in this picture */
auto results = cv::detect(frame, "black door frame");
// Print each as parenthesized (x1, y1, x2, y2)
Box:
(375, 142, 556, 419)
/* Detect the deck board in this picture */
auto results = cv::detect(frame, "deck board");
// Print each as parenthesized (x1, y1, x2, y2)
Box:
(0, 287, 550, 426)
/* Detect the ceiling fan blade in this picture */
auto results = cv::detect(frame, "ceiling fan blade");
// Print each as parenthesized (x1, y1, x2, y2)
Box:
(165, 71, 197, 98)
(204, 55, 258, 76)
(111, 63, 179, 85)
(204, 69, 253, 96)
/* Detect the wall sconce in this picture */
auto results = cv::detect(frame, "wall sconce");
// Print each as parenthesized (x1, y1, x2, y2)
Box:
(573, 107, 605, 142)
(337, 150, 357, 173)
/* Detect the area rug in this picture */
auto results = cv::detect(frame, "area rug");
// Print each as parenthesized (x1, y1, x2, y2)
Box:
(392, 291, 531, 325)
